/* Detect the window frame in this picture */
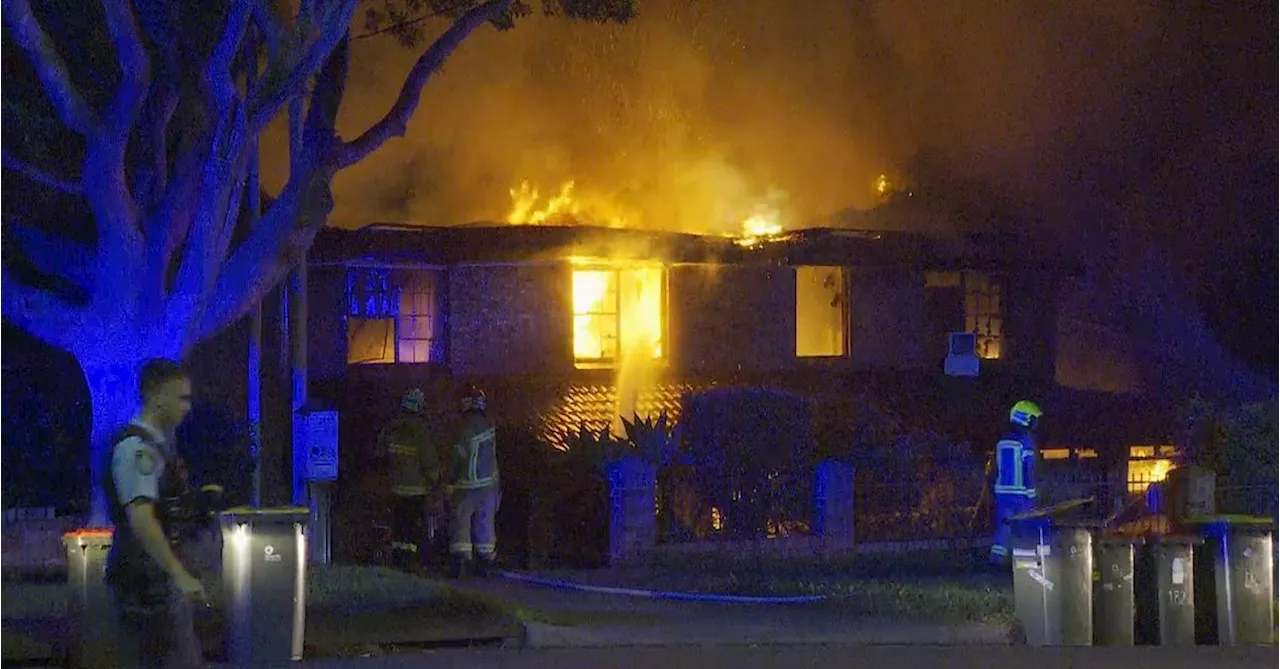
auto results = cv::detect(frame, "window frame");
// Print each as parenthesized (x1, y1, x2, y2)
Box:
(570, 263, 668, 370)
(345, 266, 443, 366)
(794, 265, 850, 360)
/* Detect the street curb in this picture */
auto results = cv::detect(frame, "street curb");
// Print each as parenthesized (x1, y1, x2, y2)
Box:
(521, 620, 1017, 649)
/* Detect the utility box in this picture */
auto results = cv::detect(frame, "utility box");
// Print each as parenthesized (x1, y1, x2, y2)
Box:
(219, 507, 310, 664)
(298, 409, 339, 482)
(1165, 466, 1215, 531)
(62, 529, 119, 669)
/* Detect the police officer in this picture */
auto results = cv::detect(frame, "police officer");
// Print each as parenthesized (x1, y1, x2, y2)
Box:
(104, 359, 205, 668)
(447, 384, 500, 578)
(376, 388, 443, 571)
(989, 400, 1043, 566)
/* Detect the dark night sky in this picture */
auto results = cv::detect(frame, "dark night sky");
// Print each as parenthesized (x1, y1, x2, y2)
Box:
(268, 1, 1280, 378)
(14, 0, 1273, 380)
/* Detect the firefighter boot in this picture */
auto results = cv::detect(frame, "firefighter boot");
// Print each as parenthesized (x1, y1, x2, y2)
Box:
(449, 554, 471, 580)
(474, 554, 496, 578)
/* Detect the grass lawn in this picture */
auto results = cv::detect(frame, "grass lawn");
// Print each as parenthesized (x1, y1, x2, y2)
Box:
(1, 564, 526, 661)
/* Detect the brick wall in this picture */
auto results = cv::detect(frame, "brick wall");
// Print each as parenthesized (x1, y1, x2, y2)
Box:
(448, 264, 572, 376)
(669, 264, 796, 373)
(847, 266, 928, 369)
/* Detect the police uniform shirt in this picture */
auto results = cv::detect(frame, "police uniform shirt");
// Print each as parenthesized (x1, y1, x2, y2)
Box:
(111, 419, 169, 507)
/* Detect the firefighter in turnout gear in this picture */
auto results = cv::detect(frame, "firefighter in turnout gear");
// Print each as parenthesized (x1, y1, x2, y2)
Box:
(989, 400, 1043, 566)
(377, 388, 444, 572)
(104, 359, 205, 668)
(447, 384, 500, 579)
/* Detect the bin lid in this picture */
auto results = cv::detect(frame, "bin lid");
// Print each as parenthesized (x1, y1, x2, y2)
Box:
(62, 527, 114, 544)
(219, 506, 311, 525)
(1096, 534, 1147, 546)
(1185, 515, 1276, 538)
(1008, 497, 1095, 522)
(1154, 534, 1204, 545)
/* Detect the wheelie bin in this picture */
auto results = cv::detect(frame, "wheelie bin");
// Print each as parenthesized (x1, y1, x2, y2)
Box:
(1189, 515, 1276, 645)
(1007, 498, 1099, 646)
(1094, 535, 1144, 645)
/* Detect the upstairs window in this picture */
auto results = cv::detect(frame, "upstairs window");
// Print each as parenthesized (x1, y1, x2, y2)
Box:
(926, 270, 1004, 359)
(346, 268, 442, 365)
(795, 266, 847, 358)
(572, 264, 664, 368)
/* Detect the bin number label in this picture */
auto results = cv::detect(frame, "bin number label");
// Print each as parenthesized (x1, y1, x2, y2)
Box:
(264, 545, 283, 563)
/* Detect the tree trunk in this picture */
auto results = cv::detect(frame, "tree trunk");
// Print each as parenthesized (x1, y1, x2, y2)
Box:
(82, 361, 145, 527)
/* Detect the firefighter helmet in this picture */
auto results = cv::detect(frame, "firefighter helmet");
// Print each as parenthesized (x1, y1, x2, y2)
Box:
(401, 388, 425, 414)
(458, 384, 487, 414)
(1009, 400, 1042, 429)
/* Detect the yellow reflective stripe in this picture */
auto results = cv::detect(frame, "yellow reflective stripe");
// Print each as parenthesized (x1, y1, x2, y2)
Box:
(391, 542, 419, 553)
(392, 485, 427, 496)
(388, 443, 417, 455)
(450, 543, 473, 553)
(453, 477, 495, 490)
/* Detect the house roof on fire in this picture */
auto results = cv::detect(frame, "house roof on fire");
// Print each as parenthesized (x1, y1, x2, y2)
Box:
(310, 221, 1080, 274)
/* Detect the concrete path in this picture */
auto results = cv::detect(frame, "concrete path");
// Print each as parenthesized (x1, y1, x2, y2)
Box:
(215, 644, 1278, 669)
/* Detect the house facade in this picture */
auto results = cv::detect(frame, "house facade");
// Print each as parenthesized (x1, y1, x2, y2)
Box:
(302, 223, 1072, 450)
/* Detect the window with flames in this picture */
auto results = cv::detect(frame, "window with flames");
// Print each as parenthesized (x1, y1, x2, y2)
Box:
(346, 268, 442, 365)
(572, 264, 665, 367)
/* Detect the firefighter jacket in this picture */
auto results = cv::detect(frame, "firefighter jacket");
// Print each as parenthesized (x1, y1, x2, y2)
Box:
(993, 427, 1038, 499)
(449, 413, 499, 491)
(378, 414, 443, 497)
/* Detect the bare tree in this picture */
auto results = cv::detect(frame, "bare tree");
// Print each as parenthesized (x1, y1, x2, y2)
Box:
(1, 0, 632, 523)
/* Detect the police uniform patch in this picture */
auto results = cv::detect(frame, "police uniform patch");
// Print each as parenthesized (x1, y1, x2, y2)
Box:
(135, 450, 155, 476)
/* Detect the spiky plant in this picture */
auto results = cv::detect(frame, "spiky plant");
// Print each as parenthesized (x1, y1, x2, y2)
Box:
(620, 411, 684, 468)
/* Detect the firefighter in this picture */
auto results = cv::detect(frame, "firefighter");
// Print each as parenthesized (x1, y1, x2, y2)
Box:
(376, 388, 443, 572)
(989, 400, 1042, 566)
(447, 384, 500, 579)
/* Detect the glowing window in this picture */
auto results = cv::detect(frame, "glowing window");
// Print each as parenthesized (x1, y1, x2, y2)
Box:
(926, 270, 1004, 359)
(795, 266, 846, 357)
(572, 265, 664, 367)
(346, 269, 440, 365)
(395, 272, 437, 363)
(347, 318, 395, 364)
(963, 272, 1003, 360)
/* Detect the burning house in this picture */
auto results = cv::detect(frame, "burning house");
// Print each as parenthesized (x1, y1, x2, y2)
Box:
(301, 216, 1073, 449)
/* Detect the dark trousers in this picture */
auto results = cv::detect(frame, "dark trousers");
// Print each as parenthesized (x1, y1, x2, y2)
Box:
(109, 584, 203, 669)
(390, 494, 432, 570)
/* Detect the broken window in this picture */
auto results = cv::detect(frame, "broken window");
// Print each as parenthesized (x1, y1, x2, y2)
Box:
(346, 268, 441, 365)
(925, 270, 1004, 360)
(572, 265, 664, 367)
(795, 266, 846, 357)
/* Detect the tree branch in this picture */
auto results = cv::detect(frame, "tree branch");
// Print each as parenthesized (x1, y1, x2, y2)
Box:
(197, 35, 348, 339)
(1, 152, 82, 195)
(6, 220, 94, 292)
(207, 0, 255, 115)
(333, 0, 512, 169)
(131, 0, 183, 210)
(2, 0, 99, 135)
(99, 0, 151, 138)
(1, 267, 95, 351)
(247, 0, 357, 134)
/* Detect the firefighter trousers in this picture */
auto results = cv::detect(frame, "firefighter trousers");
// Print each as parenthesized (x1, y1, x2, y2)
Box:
(449, 486, 500, 560)
(989, 492, 1036, 565)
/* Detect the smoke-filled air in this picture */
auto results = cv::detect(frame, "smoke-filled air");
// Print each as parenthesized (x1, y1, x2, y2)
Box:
(260, 1, 1260, 243)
